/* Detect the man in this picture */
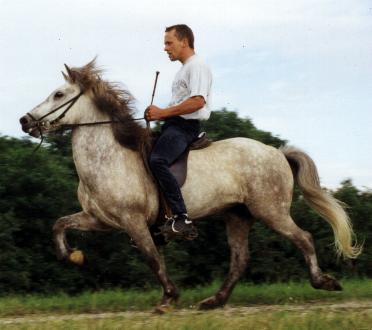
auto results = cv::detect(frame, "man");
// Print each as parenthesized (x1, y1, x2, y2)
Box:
(145, 24, 213, 239)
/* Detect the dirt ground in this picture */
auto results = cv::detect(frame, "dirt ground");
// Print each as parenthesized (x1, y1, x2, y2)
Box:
(1, 301, 371, 325)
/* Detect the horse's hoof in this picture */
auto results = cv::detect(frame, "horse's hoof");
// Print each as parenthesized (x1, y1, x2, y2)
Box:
(312, 274, 343, 291)
(198, 296, 225, 310)
(68, 250, 84, 265)
(153, 304, 174, 314)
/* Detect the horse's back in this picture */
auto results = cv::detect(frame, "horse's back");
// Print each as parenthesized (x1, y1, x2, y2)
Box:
(189, 137, 286, 174)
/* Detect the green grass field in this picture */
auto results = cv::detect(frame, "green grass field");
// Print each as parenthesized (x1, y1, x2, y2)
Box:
(0, 278, 370, 318)
(1, 304, 371, 330)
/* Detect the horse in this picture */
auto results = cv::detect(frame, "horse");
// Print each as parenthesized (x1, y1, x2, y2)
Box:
(19, 59, 361, 311)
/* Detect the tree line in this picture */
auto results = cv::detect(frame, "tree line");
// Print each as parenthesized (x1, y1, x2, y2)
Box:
(0, 109, 370, 295)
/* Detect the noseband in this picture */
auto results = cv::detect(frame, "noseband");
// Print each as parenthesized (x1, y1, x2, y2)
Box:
(27, 91, 84, 128)
(27, 90, 147, 153)
(27, 91, 84, 152)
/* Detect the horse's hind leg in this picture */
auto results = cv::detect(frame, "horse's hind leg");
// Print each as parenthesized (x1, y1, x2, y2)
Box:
(261, 214, 342, 291)
(199, 207, 254, 310)
(53, 211, 110, 263)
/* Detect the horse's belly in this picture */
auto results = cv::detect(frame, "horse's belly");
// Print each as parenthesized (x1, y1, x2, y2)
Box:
(182, 139, 251, 218)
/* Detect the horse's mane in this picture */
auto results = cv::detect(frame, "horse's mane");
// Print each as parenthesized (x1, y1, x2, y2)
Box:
(65, 58, 149, 151)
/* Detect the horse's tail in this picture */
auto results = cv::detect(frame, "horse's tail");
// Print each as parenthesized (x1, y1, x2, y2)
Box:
(280, 145, 362, 259)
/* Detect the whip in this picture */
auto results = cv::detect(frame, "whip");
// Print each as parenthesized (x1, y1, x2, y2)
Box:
(146, 71, 160, 129)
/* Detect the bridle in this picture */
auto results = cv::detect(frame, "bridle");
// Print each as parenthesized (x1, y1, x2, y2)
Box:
(26, 90, 84, 135)
(27, 70, 159, 152)
(27, 90, 146, 152)
(28, 90, 84, 126)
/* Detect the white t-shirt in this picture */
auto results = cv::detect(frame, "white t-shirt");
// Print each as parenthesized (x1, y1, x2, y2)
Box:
(168, 54, 213, 120)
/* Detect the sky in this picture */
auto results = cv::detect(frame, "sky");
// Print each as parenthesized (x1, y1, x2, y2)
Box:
(1, 0, 371, 189)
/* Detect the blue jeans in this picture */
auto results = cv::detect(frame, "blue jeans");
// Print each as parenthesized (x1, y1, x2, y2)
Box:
(149, 116, 200, 215)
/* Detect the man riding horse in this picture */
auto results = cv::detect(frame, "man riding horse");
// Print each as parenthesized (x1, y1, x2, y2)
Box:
(145, 24, 213, 240)
(19, 27, 360, 310)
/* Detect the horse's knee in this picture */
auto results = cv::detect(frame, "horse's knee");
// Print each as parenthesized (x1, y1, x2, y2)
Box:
(231, 242, 249, 261)
(53, 216, 76, 237)
(52, 217, 71, 259)
(53, 217, 68, 234)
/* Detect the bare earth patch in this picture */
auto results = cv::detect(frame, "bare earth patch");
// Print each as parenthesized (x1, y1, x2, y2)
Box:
(1, 301, 371, 325)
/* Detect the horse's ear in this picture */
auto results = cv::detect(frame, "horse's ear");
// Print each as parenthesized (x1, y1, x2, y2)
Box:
(61, 71, 69, 81)
(64, 64, 73, 78)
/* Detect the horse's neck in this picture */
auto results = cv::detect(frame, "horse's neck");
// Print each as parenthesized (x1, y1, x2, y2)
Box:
(71, 98, 144, 181)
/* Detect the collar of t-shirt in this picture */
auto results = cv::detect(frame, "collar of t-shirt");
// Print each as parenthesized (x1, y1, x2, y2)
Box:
(183, 54, 197, 65)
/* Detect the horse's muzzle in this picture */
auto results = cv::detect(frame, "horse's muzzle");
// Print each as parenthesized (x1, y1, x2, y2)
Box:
(19, 115, 41, 137)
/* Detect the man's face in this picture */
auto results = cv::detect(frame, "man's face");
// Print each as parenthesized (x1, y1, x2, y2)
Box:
(164, 30, 186, 62)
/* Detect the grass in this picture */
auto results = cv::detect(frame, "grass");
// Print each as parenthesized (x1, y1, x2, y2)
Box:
(1, 308, 371, 330)
(0, 278, 370, 318)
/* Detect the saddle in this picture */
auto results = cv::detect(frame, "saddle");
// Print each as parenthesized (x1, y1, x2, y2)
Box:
(169, 132, 212, 187)
(141, 131, 212, 244)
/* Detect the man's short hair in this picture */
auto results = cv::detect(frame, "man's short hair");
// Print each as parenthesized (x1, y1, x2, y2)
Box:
(165, 24, 194, 49)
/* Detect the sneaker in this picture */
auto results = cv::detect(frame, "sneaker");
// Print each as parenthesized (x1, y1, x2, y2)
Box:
(171, 213, 198, 240)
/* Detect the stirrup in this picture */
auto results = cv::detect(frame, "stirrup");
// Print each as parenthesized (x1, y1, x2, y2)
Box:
(159, 217, 198, 241)
(158, 217, 177, 238)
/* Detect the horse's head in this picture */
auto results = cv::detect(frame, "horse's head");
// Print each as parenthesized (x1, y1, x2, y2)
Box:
(20, 59, 146, 151)
(20, 60, 99, 138)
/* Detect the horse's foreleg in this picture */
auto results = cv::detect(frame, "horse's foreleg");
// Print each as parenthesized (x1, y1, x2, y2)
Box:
(127, 222, 179, 311)
(199, 209, 253, 310)
(53, 211, 110, 263)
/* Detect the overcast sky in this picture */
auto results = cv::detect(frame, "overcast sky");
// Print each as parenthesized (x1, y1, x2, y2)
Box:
(1, 0, 371, 189)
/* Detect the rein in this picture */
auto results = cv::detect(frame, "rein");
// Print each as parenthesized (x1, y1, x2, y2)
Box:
(60, 117, 145, 129)
(29, 71, 159, 152)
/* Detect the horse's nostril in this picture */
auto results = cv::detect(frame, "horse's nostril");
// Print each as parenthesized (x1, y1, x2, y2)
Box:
(20, 116, 29, 125)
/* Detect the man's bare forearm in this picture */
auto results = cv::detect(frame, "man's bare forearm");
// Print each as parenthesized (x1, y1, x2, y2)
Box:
(145, 96, 205, 121)
(162, 96, 205, 118)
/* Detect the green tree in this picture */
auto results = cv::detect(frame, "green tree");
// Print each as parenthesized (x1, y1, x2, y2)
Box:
(0, 109, 370, 294)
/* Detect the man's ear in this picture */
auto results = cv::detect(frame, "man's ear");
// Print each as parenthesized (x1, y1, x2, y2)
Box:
(182, 38, 188, 48)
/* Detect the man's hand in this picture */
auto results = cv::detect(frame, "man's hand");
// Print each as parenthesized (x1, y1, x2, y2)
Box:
(144, 96, 205, 121)
(144, 105, 165, 121)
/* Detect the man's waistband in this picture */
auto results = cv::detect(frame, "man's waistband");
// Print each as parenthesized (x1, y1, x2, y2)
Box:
(165, 116, 200, 125)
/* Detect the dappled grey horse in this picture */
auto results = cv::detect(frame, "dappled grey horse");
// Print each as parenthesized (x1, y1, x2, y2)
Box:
(20, 60, 361, 311)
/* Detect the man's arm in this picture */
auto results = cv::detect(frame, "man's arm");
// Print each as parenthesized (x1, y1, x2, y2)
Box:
(145, 96, 205, 121)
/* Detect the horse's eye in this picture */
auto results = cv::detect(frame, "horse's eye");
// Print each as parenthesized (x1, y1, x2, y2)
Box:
(54, 91, 64, 99)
